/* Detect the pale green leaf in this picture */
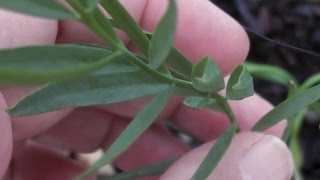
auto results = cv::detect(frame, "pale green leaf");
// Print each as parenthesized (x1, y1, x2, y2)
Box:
(8, 71, 170, 116)
(245, 62, 295, 86)
(253, 84, 320, 131)
(0, 0, 76, 19)
(0, 45, 124, 84)
(149, 0, 177, 69)
(77, 85, 174, 179)
(191, 123, 236, 180)
(226, 65, 254, 100)
(191, 57, 225, 92)
(79, 0, 99, 12)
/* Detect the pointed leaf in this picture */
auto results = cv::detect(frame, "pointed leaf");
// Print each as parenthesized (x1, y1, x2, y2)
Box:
(8, 71, 170, 116)
(0, 0, 76, 19)
(167, 48, 193, 80)
(253, 84, 320, 131)
(78, 85, 174, 179)
(191, 57, 225, 92)
(226, 65, 254, 100)
(148, 0, 177, 69)
(191, 123, 236, 180)
(0, 45, 125, 84)
(100, 0, 150, 55)
(245, 62, 295, 86)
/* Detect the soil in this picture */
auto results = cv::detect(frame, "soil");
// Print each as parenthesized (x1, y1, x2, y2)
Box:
(212, 0, 320, 179)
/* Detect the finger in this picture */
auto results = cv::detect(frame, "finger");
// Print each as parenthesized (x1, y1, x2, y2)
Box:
(12, 141, 94, 180)
(0, 93, 12, 179)
(34, 107, 114, 153)
(0, 9, 57, 48)
(171, 94, 286, 142)
(161, 132, 293, 180)
(1, 87, 72, 141)
(33, 112, 188, 173)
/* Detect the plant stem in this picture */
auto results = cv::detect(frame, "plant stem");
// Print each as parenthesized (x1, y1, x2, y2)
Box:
(67, 0, 123, 50)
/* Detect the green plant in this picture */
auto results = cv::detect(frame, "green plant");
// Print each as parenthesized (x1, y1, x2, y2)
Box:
(247, 62, 320, 180)
(1, 0, 320, 179)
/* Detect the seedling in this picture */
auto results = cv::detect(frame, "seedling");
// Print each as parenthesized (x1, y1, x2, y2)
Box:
(0, 0, 319, 179)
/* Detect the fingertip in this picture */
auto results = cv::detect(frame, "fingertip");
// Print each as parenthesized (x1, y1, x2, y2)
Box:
(160, 132, 293, 180)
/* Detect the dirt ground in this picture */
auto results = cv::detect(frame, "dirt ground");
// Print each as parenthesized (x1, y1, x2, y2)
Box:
(212, 0, 320, 179)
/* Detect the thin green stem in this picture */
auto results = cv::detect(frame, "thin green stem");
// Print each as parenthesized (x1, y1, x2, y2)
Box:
(67, 0, 123, 50)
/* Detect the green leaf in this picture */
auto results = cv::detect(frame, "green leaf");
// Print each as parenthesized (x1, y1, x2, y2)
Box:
(191, 57, 225, 92)
(191, 123, 236, 180)
(183, 96, 224, 111)
(245, 62, 296, 86)
(252, 84, 320, 131)
(0, 45, 124, 84)
(148, 0, 177, 69)
(77, 85, 174, 179)
(0, 0, 76, 19)
(226, 65, 254, 100)
(100, 0, 150, 55)
(167, 48, 193, 80)
(101, 158, 178, 180)
(8, 71, 170, 116)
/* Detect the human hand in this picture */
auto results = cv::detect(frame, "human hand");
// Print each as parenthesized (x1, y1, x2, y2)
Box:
(0, 0, 293, 179)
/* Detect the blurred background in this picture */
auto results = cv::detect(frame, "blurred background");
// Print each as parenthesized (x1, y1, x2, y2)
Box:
(212, 0, 320, 179)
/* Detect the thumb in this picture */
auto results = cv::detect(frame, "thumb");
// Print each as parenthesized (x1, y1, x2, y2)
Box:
(161, 132, 293, 180)
(0, 93, 12, 179)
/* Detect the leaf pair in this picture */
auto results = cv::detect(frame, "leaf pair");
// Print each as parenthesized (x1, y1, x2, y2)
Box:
(192, 57, 254, 100)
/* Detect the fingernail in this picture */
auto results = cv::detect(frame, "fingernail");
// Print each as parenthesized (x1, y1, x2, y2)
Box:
(239, 135, 293, 180)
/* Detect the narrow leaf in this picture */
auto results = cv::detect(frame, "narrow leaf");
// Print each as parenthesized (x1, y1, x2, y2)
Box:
(167, 48, 193, 80)
(78, 85, 174, 179)
(101, 158, 178, 180)
(183, 96, 224, 111)
(0, 45, 124, 84)
(191, 123, 236, 180)
(191, 57, 225, 92)
(0, 0, 76, 19)
(245, 62, 295, 86)
(8, 71, 170, 116)
(226, 65, 254, 100)
(148, 0, 177, 69)
(100, 0, 150, 55)
(252, 84, 320, 131)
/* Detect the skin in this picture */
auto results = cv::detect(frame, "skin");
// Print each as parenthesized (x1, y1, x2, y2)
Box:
(0, 0, 293, 179)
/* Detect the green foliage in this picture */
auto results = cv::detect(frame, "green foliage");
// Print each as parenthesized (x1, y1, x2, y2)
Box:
(8, 71, 170, 116)
(0, 0, 76, 19)
(0, 0, 310, 180)
(226, 65, 254, 100)
(0, 45, 124, 84)
(253, 83, 320, 131)
(149, 0, 177, 69)
(191, 57, 225, 92)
